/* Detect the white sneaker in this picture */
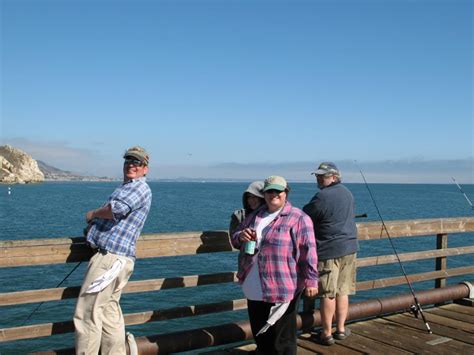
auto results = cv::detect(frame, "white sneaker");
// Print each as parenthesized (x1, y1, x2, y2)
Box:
(126, 332, 138, 355)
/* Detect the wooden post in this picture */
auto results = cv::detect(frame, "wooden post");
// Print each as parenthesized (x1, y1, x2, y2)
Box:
(435, 233, 448, 289)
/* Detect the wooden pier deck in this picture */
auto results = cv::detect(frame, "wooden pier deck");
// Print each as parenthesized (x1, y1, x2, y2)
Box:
(211, 302, 474, 354)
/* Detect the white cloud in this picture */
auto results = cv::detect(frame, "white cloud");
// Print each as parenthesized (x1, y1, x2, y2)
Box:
(1, 138, 472, 183)
(154, 158, 473, 184)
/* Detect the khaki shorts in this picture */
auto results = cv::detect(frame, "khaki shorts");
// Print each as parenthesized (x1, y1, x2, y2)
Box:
(318, 253, 357, 298)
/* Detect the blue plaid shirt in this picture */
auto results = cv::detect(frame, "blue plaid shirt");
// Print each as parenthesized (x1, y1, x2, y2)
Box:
(87, 177, 152, 258)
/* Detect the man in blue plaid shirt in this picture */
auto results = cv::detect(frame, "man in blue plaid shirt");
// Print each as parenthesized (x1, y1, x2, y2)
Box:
(74, 146, 152, 355)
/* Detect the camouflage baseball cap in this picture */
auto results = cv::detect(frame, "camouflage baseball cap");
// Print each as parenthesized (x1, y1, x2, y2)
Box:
(312, 162, 339, 176)
(123, 146, 150, 165)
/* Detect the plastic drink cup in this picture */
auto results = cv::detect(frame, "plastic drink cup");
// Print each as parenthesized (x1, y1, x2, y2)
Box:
(244, 240, 256, 255)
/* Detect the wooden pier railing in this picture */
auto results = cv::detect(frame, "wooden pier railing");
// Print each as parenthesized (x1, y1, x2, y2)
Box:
(1, 217, 473, 351)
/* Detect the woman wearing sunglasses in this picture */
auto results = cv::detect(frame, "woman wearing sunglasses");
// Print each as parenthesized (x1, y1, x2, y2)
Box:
(231, 175, 318, 355)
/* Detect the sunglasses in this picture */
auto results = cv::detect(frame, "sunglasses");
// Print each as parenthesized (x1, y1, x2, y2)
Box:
(124, 158, 145, 166)
(264, 189, 284, 194)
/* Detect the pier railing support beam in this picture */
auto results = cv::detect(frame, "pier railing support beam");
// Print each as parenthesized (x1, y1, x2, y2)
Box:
(435, 233, 448, 290)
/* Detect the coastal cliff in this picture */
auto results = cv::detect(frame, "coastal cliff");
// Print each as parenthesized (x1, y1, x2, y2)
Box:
(0, 145, 44, 184)
(0, 144, 115, 183)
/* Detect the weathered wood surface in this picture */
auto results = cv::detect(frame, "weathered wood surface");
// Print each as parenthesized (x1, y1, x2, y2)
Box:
(0, 231, 233, 267)
(4, 270, 474, 343)
(210, 304, 474, 354)
(356, 217, 474, 240)
(0, 298, 248, 342)
(445, 302, 474, 316)
(387, 313, 474, 345)
(423, 310, 474, 333)
(435, 233, 449, 289)
(2, 263, 472, 307)
(356, 246, 474, 267)
(2, 216, 474, 346)
(298, 332, 410, 355)
(0, 272, 238, 306)
(356, 266, 474, 290)
(2, 217, 474, 267)
(427, 307, 474, 324)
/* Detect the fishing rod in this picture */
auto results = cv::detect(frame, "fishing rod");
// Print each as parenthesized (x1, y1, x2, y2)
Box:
(21, 260, 83, 326)
(452, 177, 474, 209)
(21, 223, 92, 325)
(355, 161, 432, 334)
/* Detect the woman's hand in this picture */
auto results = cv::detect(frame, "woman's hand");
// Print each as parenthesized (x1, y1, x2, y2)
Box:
(304, 287, 318, 298)
(239, 228, 256, 242)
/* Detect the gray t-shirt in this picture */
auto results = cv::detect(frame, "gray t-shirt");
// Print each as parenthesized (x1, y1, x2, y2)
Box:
(303, 182, 358, 261)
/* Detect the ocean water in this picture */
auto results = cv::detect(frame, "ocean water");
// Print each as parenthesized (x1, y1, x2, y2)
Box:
(1, 181, 473, 353)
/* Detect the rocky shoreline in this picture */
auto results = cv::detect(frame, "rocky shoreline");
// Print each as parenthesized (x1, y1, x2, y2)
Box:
(0, 145, 114, 184)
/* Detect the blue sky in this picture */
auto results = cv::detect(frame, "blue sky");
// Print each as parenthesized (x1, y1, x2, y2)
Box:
(1, 0, 472, 183)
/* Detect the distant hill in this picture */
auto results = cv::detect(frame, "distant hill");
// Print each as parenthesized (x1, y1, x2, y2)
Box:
(37, 160, 115, 181)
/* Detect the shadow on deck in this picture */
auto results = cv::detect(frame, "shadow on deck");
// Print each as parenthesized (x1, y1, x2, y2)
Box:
(207, 302, 474, 354)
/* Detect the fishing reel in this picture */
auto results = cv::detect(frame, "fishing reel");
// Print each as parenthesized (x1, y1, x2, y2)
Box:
(410, 304, 419, 318)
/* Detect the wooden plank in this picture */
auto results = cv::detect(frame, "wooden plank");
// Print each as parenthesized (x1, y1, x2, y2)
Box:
(435, 233, 448, 289)
(0, 286, 81, 306)
(125, 299, 247, 325)
(293, 346, 315, 355)
(300, 330, 414, 355)
(442, 303, 474, 316)
(344, 331, 415, 354)
(427, 307, 474, 323)
(0, 298, 248, 342)
(123, 272, 238, 292)
(0, 232, 233, 267)
(0, 241, 93, 267)
(409, 311, 474, 333)
(356, 246, 474, 267)
(3, 262, 469, 306)
(356, 217, 474, 240)
(297, 334, 363, 354)
(349, 318, 433, 353)
(2, 217, 474, 268)
(368, 317, 472, 354)
(388, 313, 474, 345)
(356, 266, 474, 291)
(0, 272, 238, 306)
(205, 341, 316, 355)
(200, 343, 257, 354)
(0, 321, 75, 342)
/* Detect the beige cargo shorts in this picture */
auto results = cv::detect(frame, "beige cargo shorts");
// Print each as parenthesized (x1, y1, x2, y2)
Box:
(318, 253, 357, 298)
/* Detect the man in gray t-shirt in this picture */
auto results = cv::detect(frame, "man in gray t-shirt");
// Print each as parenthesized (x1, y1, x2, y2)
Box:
(303, 162, 358, 346)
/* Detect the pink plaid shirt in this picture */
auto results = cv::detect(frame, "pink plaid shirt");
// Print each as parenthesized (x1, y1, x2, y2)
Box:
(231, 201, 318, 303)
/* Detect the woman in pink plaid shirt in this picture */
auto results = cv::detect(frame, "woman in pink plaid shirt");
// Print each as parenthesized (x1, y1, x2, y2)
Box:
(231, 175, 319, 355)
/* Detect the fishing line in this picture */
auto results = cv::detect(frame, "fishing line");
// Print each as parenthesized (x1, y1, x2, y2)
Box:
(452, 177, 474, 209)
(354, 161, 432, 334)
(21, 260, 83, 326)
(21, 222, 93, 326)
(21, 224, 93, 325)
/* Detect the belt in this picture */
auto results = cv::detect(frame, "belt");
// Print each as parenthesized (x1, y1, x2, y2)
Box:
(94, 248, 108, 255)
(87, 242, 108, 255)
